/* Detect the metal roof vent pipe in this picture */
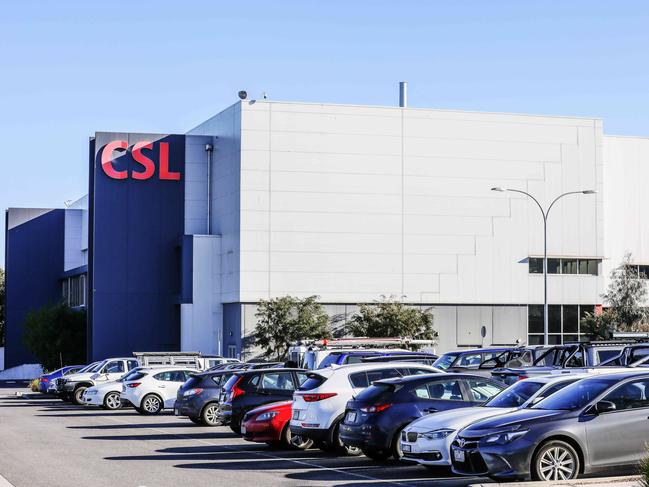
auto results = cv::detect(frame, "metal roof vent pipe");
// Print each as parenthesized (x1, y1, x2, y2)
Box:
(399, 81, 407, 108)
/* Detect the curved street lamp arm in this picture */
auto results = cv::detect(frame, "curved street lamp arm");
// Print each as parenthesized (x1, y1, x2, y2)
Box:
(504, 188, 546, 221)
(546, 191, 586, 217)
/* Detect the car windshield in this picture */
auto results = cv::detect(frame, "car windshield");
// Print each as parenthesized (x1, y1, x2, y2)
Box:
(433, 353, 458, 370)
(90, 360, 107, 373)
(533, 378, 612, 411)
(78, 362, 99, 373)
(317, 353, 343, 369)
(484, 380, 544, 408)
(355, 383, 395, 403)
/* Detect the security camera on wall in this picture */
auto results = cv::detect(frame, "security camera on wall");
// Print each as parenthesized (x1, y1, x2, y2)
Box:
(238, 90, 248, 100)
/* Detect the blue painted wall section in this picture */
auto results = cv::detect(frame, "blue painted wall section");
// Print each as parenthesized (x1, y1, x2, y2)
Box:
(88, 133, 186, 360)
(4, 210, 66, 367)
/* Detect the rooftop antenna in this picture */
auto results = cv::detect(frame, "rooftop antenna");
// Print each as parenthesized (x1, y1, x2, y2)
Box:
(399, 81, 407, 108)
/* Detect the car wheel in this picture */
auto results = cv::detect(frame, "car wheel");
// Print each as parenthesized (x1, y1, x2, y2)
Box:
(103, 392, 121, 410)
(73, 387, 87, 405)
(362, 448, 391, 461)
(141, 394, 163, 415)
(200, 403, 220, 426)
(390, 426, 408, 460)
(532, 440, 580, 481)
(281, 424, 313, 450)
(331, 420, 362, 456)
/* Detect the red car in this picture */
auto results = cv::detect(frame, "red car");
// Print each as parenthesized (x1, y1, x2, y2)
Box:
(241, 401, 312, 449)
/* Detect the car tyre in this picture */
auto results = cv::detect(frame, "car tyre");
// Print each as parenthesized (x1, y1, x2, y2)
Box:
(281, 424, 313, 450)
(200, 403, 221, 426)
(331, 420, 362, 456)
(532, 440, 580, 481)
(141, 394, 163, 415)
(189, 416, 202, 425)
(362, 448, 391, 461)
(73, 386, 87, 405)
(103, 392, 121, 410)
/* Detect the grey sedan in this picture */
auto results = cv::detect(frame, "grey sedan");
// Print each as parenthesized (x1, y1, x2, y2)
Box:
(450, 371, 649, 481)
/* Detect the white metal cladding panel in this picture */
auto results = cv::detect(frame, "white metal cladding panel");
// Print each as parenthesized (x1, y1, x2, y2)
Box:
(237, 101, 603, 306)
(603, 136, 649, 305)
(64, 209, 84, 271)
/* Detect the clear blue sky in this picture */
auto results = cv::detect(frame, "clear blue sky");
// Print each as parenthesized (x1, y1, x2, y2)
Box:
(1, 0, 649, 266)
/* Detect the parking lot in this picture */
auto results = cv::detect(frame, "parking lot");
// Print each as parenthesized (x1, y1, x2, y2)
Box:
(0, 388, 486, 487)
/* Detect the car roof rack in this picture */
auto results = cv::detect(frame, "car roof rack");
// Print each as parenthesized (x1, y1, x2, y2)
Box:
(289, 337, 437, 349)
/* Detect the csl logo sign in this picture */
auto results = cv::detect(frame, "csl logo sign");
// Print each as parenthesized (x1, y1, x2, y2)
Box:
(100, 140, 181, 181)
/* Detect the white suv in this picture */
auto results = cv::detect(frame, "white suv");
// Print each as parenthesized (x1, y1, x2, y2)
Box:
(62, 358, 140, 405)
(82, 367, 151, 410)
(290, 362, 441, 454)
(121, 367, 197, 414)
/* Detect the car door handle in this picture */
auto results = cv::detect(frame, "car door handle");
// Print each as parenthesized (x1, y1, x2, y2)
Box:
(422, 408, 437, 413)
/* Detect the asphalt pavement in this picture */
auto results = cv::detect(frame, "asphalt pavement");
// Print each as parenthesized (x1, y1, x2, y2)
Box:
(0, 388, 486, 487)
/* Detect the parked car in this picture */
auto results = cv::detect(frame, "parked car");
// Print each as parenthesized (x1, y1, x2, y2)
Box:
(491, 341, 634, 385)
(220, 368, 308, 434)
(360, 352, 438, 366)
(400, 374, 586, 467)
(121, 367, 197, 414)
(317, 350, 417, 369)
(61, 357, 140, 404)
(340, 373, 505, 461)
(38, 365, 84, 393)
(82, 367, 153, 410)
(241, 400, 313, 450)
(450, 371, 649, 481)
(51, 361, 101, 396)
(596, 343, 649, 367)
(174, 366, 249, 425)
(290, 362, 441, 455)
(433, 347, 538, 376)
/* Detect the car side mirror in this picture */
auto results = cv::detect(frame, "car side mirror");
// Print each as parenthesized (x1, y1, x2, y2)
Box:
(592, 400, 616, 414)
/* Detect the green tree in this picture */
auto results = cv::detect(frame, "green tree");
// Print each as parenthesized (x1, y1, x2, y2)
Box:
(254, 295, 330, 360)
(23, 302, 86, 370)
(0, 268, 5, 347)
(347, 296, 437, 342)
(582, 253, 649, 340)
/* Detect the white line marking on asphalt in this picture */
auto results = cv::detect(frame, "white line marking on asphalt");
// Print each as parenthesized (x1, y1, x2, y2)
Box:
(101, 414, 415, 486)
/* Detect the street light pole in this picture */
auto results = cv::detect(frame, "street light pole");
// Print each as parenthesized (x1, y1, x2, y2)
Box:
(491, 187, 596, 345)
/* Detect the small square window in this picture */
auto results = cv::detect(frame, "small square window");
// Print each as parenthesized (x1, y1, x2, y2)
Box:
(529, 258, 543, 274)
(547, 258, 561, 274)
(548, 335, 562, 345)
(528, 335, 544, 345)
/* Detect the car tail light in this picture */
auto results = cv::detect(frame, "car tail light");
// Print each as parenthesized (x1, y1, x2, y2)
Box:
(516, 375, 528, 381)
(126, 382, 141, 388)
(360, 403, 391, 413)
(230, 377, 246, 400)
(300, 392, 337, 402)
(41, 378, 49, 383)
(183, 388, 203, 397)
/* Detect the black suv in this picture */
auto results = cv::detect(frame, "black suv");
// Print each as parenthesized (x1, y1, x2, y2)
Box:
(219, 368, 308, 433)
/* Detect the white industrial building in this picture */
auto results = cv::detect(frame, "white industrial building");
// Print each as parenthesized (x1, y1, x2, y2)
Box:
(180, 97, 649, 357)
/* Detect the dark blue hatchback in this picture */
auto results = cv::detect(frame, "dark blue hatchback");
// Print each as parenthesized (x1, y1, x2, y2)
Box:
(339, 373, 506, 461)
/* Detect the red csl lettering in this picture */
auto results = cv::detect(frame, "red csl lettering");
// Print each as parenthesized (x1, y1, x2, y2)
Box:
(131, 141, 155, 180)
(101, 140, 128, 179)
(158, 142, 180, 180)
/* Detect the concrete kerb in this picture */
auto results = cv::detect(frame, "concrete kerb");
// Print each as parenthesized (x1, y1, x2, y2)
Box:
(469, 475, 641, 487)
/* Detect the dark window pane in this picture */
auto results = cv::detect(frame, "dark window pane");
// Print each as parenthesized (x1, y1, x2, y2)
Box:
(528, 335, 544, 345)
(640, 265, 649, 279)
(547, 258, 561, 274)
(528, 305, 544, 333)
(579, 305, 595, 325)
(587, 260, 599, 276)
(562, 259, 578, 274)
(578, 260, 588, 275)
(563, 305, 578, 333)
(548, 335, 562, 345)
(529, 258, 543, 274)
(563, 334, 579, 343)
(549, 305, 562, 333)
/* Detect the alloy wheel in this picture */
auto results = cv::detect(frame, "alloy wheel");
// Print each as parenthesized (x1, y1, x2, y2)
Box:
(538, 446, 576, 481)
(105, 392, 121, 410)
(142, 395, 161, 414)
(203, 405, 219, 425)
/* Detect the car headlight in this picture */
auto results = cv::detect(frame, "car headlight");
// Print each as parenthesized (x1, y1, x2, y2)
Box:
(483, 429, 528, 445)
(420, 428, 455, 440)
(256, 411, 279, 421)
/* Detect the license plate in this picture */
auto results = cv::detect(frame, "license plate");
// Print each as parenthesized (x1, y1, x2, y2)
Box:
(345, 411, 357, 423)
(241, 426, 246, 434)
(401, 443, 411, 453)
(292, 410, 300, 420)
(453, 448, 465, 462)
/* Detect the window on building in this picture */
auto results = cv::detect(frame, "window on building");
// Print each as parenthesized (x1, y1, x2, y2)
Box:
(549, 305, 562, 333)
(563, 305, 579, 333)
(529, 258, 543, 274)
(62, 274, 86, 307)
(528, 304, 596, 345)
(528, 305, 544, 334)
(639, 265, 649, 279)
(562, 259, 578, 275)
(547, 258, 561, 274)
